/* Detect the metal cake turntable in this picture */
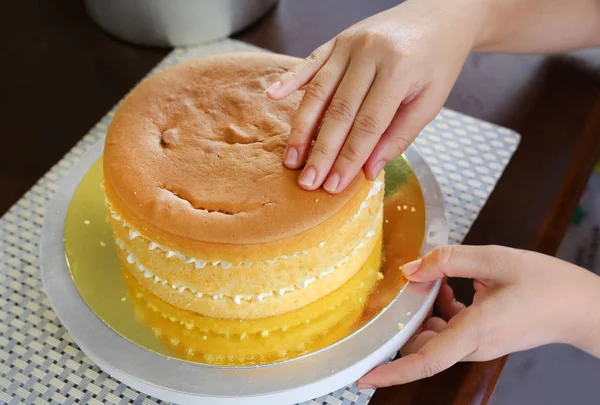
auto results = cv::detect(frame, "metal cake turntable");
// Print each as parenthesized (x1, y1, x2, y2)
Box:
(41, 140, 447, 404)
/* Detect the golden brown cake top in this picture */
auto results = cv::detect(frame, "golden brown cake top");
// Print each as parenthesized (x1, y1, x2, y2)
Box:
(103, 52, 366, 245)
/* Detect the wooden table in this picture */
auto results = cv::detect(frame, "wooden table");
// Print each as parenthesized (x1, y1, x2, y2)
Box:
(2, 1, 600, 404)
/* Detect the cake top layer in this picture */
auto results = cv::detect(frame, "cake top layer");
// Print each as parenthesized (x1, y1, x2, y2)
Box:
(103, 52, 366, 245)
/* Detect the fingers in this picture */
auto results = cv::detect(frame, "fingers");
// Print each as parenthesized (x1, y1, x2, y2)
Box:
(265, 39, 336, 100)
(401, 245, 518, 284)
(298, 58, 377, 190)
(363, 88, 437, 180)
(423, 316, 448, 333)
(358, 308, 480, 387)
(322, 75, 406, 193)
(284, 47, 350, 171)
(436, 280, 466, 321)
(403, 285, 465, 358)
(401, 316, 448, 356)
(401, 330, 437, 356)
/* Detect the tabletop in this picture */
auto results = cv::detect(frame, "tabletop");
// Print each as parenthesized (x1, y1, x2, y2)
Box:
(2, 1, 600, 404)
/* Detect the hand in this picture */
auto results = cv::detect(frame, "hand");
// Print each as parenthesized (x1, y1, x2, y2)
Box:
(265, 0, 485, 193)
(357, 245, 600, 388)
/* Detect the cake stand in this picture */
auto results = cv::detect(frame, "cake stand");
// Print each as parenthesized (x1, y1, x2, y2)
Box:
(40, 140, 448, 405)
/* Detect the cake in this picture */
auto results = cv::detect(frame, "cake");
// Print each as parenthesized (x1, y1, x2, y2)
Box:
(122, 236, 382, 365)
(103, 53, 384, 323)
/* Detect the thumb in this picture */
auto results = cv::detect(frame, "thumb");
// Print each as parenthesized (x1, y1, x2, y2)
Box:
(402, 245, 517, 283)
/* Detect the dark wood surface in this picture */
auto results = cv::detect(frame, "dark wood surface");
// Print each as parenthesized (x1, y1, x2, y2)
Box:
(2, 1, 600, 404)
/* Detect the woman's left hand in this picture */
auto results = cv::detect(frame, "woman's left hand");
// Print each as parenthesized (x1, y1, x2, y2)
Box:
(356, 244, 600, 389)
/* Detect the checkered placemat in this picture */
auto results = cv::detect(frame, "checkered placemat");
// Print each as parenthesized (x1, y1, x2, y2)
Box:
(0, 39, 520, 405)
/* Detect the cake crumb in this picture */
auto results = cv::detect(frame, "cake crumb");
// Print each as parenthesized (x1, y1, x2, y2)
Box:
(385, 219, 389, 223)
(403, 205, 409, 210)
(315, 198, 319, 202)
(84, 220, 90, 225)
(396, 205, 401, 211)
(411, 206, 416, 212)
(397, 322, 404, 330)
(185, 348, 195, 356)
(135, 293, 143, 299)
(120, 297, 126, 302)
(240, 332, 247, 340)
(406, 311, 412, 316)
(261, 330, 269, 337)
(99, 241, 106, 247)
(203, 335, 207, 340)
(376, 272, 384, 281)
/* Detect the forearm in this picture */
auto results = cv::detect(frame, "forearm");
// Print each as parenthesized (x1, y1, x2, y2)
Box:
(567, 269, 600, 358)
(577, 297, 600, 359)
(468, 0, 600, 53)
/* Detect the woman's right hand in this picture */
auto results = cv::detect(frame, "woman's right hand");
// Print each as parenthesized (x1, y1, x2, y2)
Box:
(266, 0, 487, 193)
(358, 245, 600, 388)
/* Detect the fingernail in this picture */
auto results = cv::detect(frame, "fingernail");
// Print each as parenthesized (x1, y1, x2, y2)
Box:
(323, 172, 340, 193)
(284, 146, 299, 167)
(265, 81, 281, 95)
(371, 161, 386, 180)
(357, 383, 375, 390)
(299, 166, 317, 188)
(402, 258, 422, 276)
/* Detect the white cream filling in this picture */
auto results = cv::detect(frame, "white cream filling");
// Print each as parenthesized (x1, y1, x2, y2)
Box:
(115, 206, 381, 304)
(107, 178, 383, 269)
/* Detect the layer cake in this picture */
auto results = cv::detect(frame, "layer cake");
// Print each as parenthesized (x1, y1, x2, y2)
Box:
(103, 53, 384, 322)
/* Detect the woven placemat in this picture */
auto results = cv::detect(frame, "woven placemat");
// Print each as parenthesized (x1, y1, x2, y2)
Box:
(0, 39, 520, 405)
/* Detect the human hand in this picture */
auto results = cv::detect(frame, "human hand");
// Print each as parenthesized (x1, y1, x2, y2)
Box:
(265, 0, 485, 193)
(357, 245, 600, 388)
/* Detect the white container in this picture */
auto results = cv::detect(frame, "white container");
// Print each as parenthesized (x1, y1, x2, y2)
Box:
(84, 0, 278, 47)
